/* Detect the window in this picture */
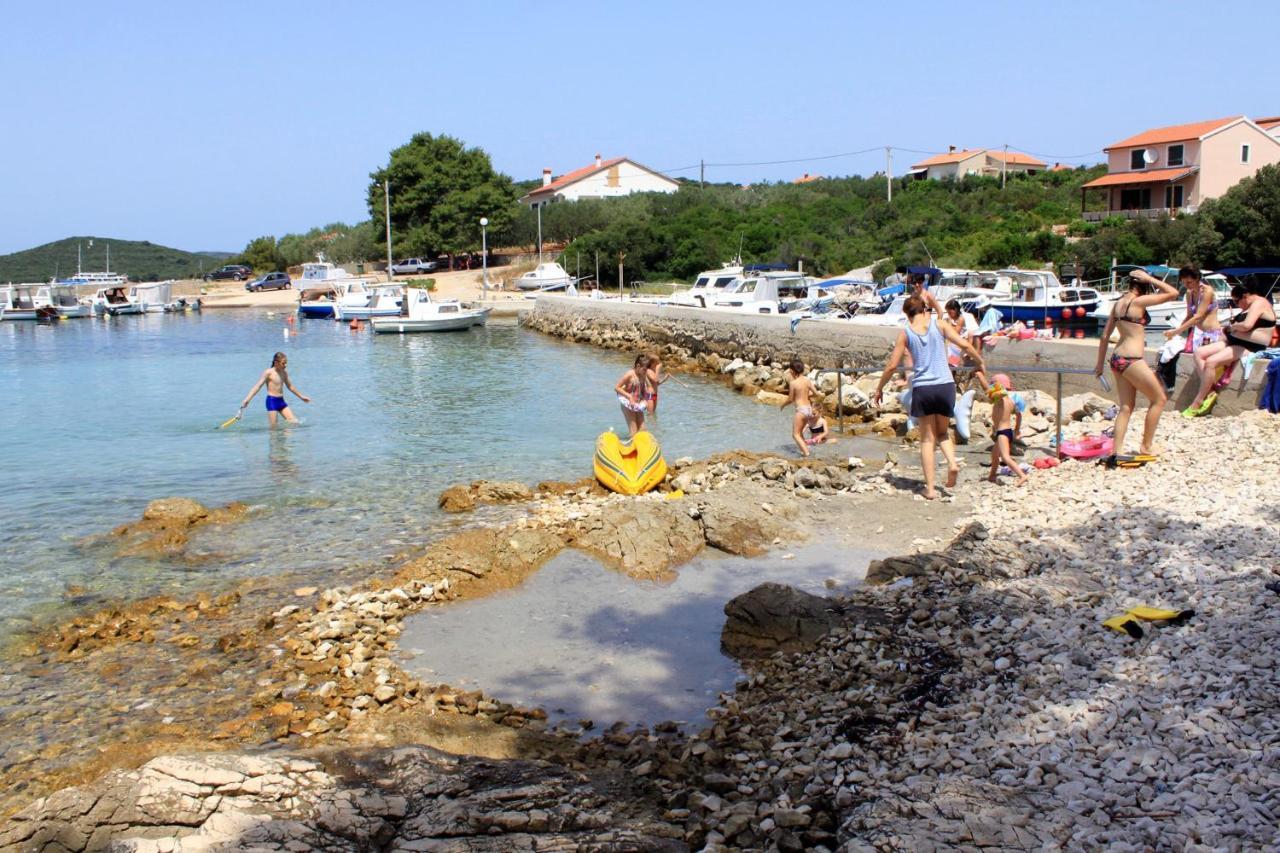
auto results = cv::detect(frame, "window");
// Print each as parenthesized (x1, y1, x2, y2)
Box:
(1130, 149, 1145, 170)
(1241, 144, 1251, 164)
(1119, 188, 1151, 210)
(1167, 144, 1184, 167)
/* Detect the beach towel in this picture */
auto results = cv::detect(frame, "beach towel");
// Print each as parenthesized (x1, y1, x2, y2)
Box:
(978, 307, 1003, 336)
(1261, 359, 1280, 414)
(1156, 336, 1182, 392)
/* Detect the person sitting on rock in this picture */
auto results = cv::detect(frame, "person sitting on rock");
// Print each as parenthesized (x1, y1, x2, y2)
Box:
(781, 359, 821, 457)
(805, 413, 834, 448)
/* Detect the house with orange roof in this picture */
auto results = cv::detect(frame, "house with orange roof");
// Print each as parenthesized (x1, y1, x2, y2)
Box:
(1080, 115, 1280, 220)
(793, 172, 822, 184)
(518, 154, 679, 208)
(908, 146, 1046, 181)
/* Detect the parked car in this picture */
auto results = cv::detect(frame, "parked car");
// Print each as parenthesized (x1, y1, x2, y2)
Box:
(245, 272, 292, 292)
(391, 257, 439, 275)
(206, 264, 254, 281)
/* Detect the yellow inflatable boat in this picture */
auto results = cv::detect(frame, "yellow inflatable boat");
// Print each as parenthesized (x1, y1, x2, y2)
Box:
(594, 430, 668, 495)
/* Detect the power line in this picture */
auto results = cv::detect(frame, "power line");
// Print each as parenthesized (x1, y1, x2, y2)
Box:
(700, 146, 887, 168)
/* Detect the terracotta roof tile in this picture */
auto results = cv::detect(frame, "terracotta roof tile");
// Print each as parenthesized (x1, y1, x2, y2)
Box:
(1103, 117, 1240, 151)
(1257, 116, 1280, 130)
(1081, 166, 1199, 189)
(987, 150, 1047, 167)
(910, 149, 986, 168)
(523, 157, 628, 198)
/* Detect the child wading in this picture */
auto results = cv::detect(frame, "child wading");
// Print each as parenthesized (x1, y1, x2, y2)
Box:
(615, 355, 651, 437)
(781, 359, 832, 457)
(240, 352, 311, 427)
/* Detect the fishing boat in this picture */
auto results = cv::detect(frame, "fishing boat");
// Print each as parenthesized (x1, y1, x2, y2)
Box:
(334, 285, 404, 320)
(371, 286, 489, 333)
(295, 257, 373, 318)
(0, 284, 52, 321)
(92, 285, 145, 316)
(49, 284, 93, 318)
(984, 269, 1101, 324)
(514, 262, 574, 291)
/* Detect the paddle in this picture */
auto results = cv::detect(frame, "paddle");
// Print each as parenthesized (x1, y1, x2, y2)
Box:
(218, 406, 245, 429)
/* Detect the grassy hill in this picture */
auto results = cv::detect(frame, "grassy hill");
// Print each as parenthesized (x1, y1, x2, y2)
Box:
(0, 237, 232, 283)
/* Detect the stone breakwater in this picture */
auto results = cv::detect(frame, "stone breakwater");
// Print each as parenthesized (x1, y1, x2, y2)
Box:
(7, 413, 1278, 850)
(523, 295, 1264, 415)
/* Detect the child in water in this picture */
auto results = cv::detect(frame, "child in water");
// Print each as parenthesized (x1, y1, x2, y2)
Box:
(615, 354, 651, 437)
(984, 373, 1027, 486)
(240, 351, 311, 427)
(645, 353, 670, 416)
(782, 359, 830, 457)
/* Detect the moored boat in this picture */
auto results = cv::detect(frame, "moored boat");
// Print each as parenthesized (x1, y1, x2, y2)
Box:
(985, 269, 1100, 324)
(371, 286, 489, 333)
(334, 285, 403, 320)
(1, 284, 52, 321)
(49, 284, 92, 318)
(92, 285, 144, 316)
(295, 257, 375, 318)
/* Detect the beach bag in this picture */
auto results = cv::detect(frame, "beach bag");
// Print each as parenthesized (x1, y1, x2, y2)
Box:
(1262, 359, 1280, 414)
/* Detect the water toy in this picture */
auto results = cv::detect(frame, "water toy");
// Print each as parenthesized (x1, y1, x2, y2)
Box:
(954, 389, 976, 441)
(1059, 434, 1113, 460)
(594, 430, 667, 495)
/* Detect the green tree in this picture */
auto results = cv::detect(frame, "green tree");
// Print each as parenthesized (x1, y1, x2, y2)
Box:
(368, 134, 517, 258)
(236, 236, 285, 272)
(1179, 164, 1280, 267)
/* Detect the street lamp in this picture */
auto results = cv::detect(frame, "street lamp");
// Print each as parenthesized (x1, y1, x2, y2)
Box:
(479, 217, 489, 299)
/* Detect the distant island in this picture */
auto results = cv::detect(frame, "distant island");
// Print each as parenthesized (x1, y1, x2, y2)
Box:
(0, 237, 232, 283)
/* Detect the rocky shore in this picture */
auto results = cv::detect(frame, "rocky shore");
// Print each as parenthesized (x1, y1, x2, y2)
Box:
(4, 408, 1277, 850)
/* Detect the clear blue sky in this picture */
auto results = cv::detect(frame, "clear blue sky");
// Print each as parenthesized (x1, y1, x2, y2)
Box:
(2, 0, 1276, 254)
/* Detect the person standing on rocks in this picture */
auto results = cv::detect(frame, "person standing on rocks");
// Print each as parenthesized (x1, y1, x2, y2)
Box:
(782, 359, 827, 457)
(615, 355, 651, 437)
(872, 296, 985, 499)
(240, 351, 310, 428)
(1093, 269, 1177, 461)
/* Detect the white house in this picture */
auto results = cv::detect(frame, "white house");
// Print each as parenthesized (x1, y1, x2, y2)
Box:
(908, 147, 1046, 181)
(518, 154, 680, 208)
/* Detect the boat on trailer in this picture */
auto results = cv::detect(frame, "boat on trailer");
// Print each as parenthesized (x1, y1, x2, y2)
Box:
(371, 287, 489, 333)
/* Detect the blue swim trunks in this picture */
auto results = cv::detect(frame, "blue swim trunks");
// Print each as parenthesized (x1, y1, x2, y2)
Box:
(265, 395, 288, 412)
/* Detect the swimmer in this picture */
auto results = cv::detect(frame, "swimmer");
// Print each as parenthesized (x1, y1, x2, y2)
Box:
(782, 358, 821, 457)
(615, 354, 651, 437)
(240, 351, 310, 428)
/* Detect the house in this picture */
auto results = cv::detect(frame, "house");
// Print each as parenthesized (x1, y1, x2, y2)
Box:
(793, 172, 823, 184)
(518, 154, 679, 208)
(908, 147, 1046, 180)
(1080, 116, 1280, 220)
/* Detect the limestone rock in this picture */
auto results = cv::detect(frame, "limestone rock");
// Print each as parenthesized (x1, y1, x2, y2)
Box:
(723, 583, 856, 659)
(699, 481, 802, 557)
(438, 479, 534, 513)
(572, 501, 704, 580)
(756, 390, 789, 406)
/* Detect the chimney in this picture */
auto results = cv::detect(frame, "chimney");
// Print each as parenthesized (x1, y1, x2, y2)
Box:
(542, 168, 552, 187)
(595, 153, 602, 168)
(948, 145, 956, 153)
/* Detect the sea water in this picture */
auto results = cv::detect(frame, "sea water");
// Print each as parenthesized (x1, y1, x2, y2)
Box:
(0, 311, 804, 641)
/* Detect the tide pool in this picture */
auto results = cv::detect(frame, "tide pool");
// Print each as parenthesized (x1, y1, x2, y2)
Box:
(0, 311, 804, 640)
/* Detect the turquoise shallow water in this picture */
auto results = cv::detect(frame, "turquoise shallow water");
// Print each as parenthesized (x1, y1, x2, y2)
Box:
(0, 311, 802, 640)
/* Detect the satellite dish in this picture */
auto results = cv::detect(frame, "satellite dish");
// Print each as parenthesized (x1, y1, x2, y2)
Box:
(1142, 148, 1159, 164)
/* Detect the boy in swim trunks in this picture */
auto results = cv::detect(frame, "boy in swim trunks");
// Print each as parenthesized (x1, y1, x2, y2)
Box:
(782, 359, 822, 457)
(984, 373, 1027, 486)
(240, 351, 311, 428)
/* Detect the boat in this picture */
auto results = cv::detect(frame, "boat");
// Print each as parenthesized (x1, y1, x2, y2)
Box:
(49, 284, 93, 318)
(594, 430, 667, 495)
(333, 285, 403, 320)
(984, 269, 1101, 324)
(515, 262, 574, 291)
(56, 242, 128, 289)
(0, 284, 53, 321)
(666, 261, 745, 307)
(1089, 265, 1234, 329)
(371, 286, 489, 333)
(92, 285, 144, 315)
(706, 269, 814, 314)
(131, 281, 179, 313)
(295, 257, 375, 318)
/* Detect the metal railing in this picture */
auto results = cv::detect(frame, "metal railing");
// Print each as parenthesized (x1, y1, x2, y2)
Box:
(821, 364, 1101, 458)
(1082, 205, 1197, 222)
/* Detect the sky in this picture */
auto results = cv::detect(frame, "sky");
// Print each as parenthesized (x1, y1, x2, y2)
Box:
(2, 0, 1277, 255)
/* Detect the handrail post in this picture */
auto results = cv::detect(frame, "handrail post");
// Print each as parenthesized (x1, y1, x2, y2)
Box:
(1055, 372, 1063, 460)
(836, 371, 845, 433)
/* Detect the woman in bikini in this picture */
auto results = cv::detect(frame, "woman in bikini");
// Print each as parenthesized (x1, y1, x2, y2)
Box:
(1164, 265, 1223, 352)
(1184, 280, 1277, 415)
(1093, 269, 1177, 463)
(873, 296, 985, 500)
(615, 354, 651, 437)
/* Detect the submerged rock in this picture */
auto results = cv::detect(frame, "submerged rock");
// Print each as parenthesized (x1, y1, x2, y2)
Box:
(108, 498, 248, 559)
(438, 479, 535, 513)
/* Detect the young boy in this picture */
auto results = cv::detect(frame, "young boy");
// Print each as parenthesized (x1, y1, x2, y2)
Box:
(782, 359, 823, 457)
(984, 373, 1027, 486)
(240, 351, 310, 427)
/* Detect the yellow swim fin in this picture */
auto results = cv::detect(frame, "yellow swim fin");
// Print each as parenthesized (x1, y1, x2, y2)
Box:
(1103, 614, 1143, 639)
(1127, 605, 1194, 625)
(1115, 454, 1158, 469)
(664, 489, 685, 500)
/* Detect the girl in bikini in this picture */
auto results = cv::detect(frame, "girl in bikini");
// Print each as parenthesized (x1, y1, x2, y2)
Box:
(644, 354, 670, 416)
(615, 355, 651, 437)
(1184, 280, 1277, 416)
(1093, 269, 1177, 464)
(1165, 265, 1223, 353)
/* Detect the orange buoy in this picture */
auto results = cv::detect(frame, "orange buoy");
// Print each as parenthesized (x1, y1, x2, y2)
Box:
(1075, 306, 1086, 318)
(1061, 308, 1072, 320)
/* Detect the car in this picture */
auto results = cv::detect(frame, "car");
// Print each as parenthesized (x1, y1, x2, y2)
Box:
(391, 257, 439, 275)
(206, 264, 254, 282)
(245, 272, 292, 292)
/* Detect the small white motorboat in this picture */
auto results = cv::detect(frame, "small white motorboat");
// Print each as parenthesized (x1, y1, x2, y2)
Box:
(296, 256, 376, 318)
(334, 285, 403, 320)
(515, 262, 574, 291)
(666, 261, 744, 307)
(371, 287, 489, 333)
(92, 285, 145, 316)
(49, 284, 93, 318)
(1, 284, 54, 321)
(131, 281, 179, 313)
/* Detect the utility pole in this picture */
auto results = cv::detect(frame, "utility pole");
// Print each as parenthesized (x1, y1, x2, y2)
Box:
(384, 179, 393, 281)
(885, 147, 893, 203)
(1001, 143, 1008, 190)
(618, 252, 625, 299)
(700, 159, 705, 189)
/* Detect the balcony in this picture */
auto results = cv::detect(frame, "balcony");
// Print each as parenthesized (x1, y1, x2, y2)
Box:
(1082, 205, 1198, 222)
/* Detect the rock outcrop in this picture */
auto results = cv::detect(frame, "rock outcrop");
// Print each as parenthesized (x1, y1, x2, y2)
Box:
(437, 480, 535, 513)
(108, 497, 249, 559)
(722, 583, 841, 659)
(571, 501, 705, 580)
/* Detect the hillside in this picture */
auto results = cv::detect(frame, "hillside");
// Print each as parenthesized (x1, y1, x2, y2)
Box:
(0, 237, 231, 283)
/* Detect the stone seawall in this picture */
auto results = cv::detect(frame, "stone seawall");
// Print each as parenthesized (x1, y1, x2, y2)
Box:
(526, 296, 1264, 415)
